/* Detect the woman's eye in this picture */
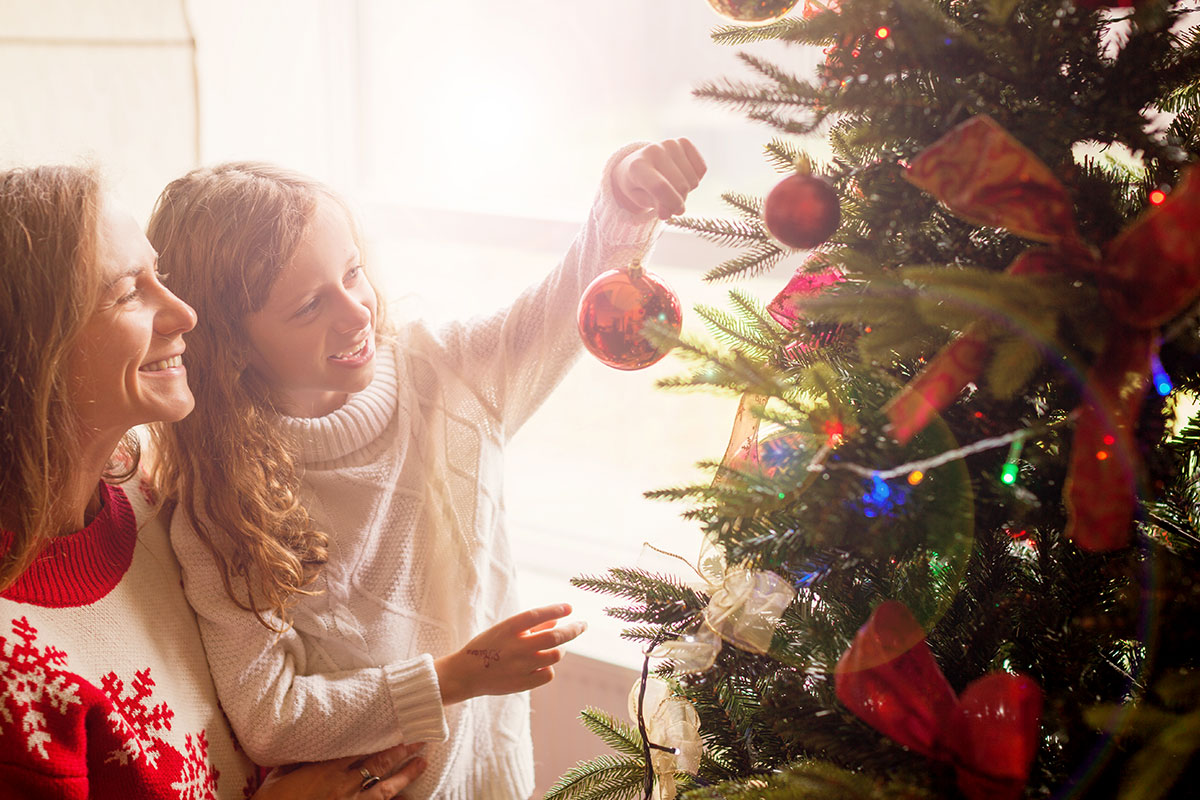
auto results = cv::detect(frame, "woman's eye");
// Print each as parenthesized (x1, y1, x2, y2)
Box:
(154, 271, 170, 284)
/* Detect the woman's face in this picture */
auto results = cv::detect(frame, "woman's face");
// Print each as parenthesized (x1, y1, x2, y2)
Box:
(244, 197, 378, 418)
(69, 195, 198, 440)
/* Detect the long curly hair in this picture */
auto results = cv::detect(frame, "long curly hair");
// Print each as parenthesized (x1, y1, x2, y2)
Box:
(0, 165, 140, 589)
(147, 162, 382, 629)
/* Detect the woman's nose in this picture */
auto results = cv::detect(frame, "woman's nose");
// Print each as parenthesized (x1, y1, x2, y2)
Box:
(156, 284, 198, 336)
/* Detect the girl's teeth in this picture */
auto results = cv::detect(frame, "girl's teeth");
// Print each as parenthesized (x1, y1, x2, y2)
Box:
(333, 341, 367, 359)
(142, 355, 182, 372)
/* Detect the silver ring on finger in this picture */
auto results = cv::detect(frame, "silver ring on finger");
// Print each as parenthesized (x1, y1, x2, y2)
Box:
(359, 766, 382, 791)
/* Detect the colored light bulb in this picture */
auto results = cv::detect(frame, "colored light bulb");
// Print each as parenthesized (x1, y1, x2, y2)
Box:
(1151, 352, 1173, 396)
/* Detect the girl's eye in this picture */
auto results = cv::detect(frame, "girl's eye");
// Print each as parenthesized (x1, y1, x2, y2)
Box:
(297, 297, 320, 316)
(345, 265, 364, 283)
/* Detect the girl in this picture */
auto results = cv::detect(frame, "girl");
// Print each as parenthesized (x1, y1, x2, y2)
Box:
(149, 138, 704, 799)
(0, 164, 425, 799)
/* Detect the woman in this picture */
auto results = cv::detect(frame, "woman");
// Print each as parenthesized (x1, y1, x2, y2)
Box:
(0, 164, 425, 799)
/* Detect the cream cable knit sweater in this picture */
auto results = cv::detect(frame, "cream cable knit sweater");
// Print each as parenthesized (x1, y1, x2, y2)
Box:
(170, 144, 659, 800)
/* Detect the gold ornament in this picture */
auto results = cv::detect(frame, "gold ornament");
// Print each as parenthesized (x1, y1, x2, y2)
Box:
(706, 0, 800, 24)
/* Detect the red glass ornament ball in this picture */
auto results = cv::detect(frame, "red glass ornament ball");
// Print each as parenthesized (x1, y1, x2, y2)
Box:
(707, 0, 801, 23)
(577, 264, 682, 370)
(763, 173, 841, 250)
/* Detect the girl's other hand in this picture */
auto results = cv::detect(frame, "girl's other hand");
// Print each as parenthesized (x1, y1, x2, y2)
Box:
(252, 741, 426, 800)
(435, 603, 587, 705)
(612, 138, 707, 220)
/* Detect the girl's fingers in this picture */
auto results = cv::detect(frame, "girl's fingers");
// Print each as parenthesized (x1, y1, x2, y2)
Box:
(676, 137, 707, 185)
(503, 603, 572, 635)
(525, 665, 556, 690)
(646, 144, 694, 195)
(658, 138, 702, 190)
(529, 647, 566, 669)
(629, 159, 686, 218)
(524, 620, 586, 650)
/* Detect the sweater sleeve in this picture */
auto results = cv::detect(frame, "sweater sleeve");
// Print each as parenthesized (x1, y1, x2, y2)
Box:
(168, 510, 449, 766)
(429, 142, 662, 439)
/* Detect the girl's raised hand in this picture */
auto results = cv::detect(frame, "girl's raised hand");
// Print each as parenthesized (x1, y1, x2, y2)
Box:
(612, 138, 707, 220)
(252, 741, 426, 800)
(434, 603, 587, 706)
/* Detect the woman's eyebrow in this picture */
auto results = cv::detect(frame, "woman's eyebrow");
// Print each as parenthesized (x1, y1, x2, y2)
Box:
(103, 265, 144, 290)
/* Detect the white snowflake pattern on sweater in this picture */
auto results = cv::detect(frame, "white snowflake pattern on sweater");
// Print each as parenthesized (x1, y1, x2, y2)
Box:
(0, 616, 84, 759)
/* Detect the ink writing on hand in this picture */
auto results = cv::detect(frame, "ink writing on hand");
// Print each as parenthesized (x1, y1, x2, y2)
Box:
(466, 648, 501, 668)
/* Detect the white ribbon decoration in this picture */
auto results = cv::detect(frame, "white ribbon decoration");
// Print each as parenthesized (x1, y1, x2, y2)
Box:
(642, 548, 796, 672)
(703, 566, 796, 655)
(628, 677, 702, 800)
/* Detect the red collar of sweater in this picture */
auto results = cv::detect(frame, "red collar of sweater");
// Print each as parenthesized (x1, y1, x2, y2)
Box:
(0, 483, 138, 607)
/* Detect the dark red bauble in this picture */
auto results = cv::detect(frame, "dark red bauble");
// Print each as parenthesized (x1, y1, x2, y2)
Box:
(577, 263, 682, 370)
(763, 173, 841, 249)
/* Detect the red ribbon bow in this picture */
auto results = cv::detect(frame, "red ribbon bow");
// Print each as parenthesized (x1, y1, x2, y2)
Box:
(835, 601, 1043, 800)
(882, 115, 1200, 550)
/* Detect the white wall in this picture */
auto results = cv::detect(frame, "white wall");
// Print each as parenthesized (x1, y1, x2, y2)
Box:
(0, 0, 198, 217)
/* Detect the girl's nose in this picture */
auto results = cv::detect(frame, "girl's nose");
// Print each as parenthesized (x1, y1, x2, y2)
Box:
(334, 291, 372, 334)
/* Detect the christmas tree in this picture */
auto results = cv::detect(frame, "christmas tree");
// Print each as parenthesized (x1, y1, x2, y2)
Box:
(549, 0, 1200, 798)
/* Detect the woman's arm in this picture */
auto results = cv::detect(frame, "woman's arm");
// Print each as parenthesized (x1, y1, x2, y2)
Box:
(252, 741, 427, 800)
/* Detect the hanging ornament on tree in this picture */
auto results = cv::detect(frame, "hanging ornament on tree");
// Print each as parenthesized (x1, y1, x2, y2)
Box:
(706, 0, 800, 24)
(763, 165, 841, 250)
(578, 260, 683, 370)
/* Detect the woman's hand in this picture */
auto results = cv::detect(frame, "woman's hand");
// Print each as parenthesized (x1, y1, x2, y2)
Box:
(612, 138, 707, 219)
(252, 741, 426, 800)
(434, 603, 587, 706)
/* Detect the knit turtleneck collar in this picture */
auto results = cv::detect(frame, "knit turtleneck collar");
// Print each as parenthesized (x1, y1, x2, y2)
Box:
(0, 483, 138, 607)
(276, 338, 401, 464)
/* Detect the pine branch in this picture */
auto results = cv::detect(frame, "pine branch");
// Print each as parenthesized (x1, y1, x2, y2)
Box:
(720, 191, 764, 221)
(580, 708, 647, 759)
(710, 18, 809, 46)
(703, 242, 791, 281)
(540, 754, 647, 800)
(667, 215, 766, 248)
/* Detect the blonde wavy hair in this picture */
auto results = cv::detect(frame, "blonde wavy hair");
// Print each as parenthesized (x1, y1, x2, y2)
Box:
(147, 162, 383, 629)
(0, 165, 140, 590)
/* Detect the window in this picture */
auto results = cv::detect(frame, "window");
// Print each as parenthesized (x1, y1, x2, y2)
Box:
(182, 0, 820, 667)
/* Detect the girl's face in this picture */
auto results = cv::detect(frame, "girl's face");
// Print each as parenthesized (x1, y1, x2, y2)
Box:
(245, 197, 378, 418)
(70, 195, 198, 439)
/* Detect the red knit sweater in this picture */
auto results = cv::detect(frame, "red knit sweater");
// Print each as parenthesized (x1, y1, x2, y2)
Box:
(0, 480, 258, 799)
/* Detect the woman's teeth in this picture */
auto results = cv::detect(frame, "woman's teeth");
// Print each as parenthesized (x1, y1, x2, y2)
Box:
(141, 355, 183, 372)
